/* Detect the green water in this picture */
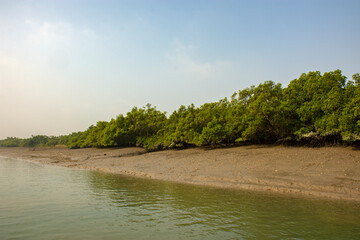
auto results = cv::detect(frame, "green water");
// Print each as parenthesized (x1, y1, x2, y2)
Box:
(0, 157, 359, 239)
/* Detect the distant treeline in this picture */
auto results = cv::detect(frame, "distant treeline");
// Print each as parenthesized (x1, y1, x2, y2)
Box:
(1, 70, 359, 150)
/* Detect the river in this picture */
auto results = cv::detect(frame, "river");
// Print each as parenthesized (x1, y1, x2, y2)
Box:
(1, 157, 359, 239)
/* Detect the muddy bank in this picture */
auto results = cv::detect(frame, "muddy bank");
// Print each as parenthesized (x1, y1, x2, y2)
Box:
(1, 145, 359, 201)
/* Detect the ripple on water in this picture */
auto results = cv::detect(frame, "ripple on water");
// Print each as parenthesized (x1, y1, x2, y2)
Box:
(1, 157, 360, 240)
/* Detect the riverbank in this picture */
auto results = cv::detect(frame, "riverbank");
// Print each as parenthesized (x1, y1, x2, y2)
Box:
(1, 145, 359, 201)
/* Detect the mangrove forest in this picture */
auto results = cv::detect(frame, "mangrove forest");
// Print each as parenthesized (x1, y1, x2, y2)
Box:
(1, 70, 359, 150)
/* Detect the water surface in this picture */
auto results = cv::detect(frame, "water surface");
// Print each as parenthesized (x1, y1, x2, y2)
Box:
(1, 157, 359, 239)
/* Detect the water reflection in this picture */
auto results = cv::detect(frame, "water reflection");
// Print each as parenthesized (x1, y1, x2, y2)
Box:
(84, 171, 360, 240)
(1, 157, 360, 240)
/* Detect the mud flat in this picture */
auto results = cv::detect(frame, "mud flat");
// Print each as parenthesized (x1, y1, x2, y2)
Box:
(1, 145, 359, 201)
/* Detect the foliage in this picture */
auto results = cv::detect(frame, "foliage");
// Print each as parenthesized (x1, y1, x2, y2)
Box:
(1, 69, 359, 149)
(0, 137, 22, 147)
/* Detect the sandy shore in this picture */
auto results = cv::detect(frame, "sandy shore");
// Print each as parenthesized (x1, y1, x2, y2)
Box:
(1, 145, 360, 201)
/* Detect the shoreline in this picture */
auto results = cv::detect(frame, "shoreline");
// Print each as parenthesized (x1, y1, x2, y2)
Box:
(1, 145, 360, 202)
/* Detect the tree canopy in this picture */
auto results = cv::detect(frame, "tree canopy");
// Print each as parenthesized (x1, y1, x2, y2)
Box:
(1, 70, 359, 150)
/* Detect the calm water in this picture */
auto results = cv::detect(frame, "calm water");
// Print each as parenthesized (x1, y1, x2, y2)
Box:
(1, 157, 360, 240)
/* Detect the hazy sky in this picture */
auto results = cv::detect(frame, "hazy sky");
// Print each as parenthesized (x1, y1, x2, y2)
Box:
(1, 0, 359, 139)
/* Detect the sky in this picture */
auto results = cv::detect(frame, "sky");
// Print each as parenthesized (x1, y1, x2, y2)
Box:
(0, 0, 359, 139)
